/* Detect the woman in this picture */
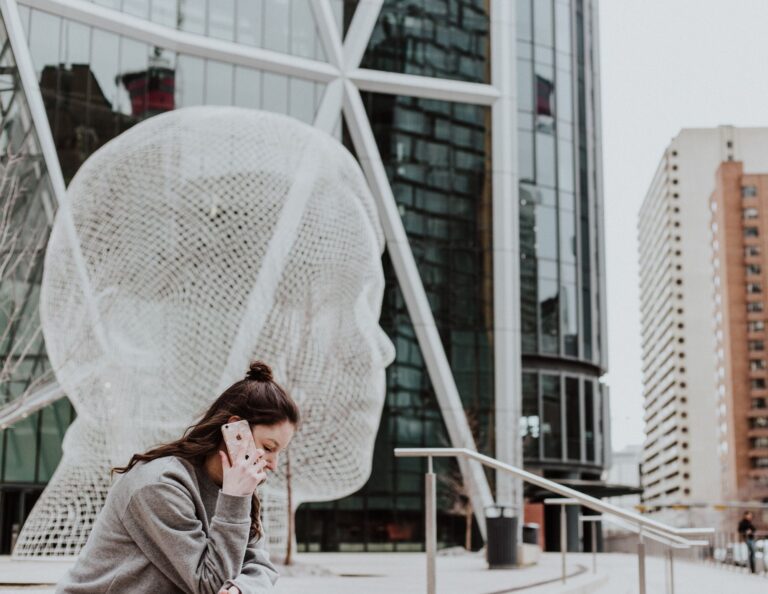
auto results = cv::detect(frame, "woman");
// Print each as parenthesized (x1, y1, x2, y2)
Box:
(57, 360, 300, 594)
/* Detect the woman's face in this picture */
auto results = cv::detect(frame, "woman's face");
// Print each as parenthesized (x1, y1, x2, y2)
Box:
(227, 417, 295, 472)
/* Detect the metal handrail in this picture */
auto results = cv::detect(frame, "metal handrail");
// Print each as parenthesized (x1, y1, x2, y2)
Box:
(395, 447, 715, 594)
(396, 447, 713, 538)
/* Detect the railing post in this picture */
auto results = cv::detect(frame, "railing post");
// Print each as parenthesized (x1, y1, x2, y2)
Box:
(638, 525, 647, 594)
(425, 456, 436, 594)
(591, 520, 597, 574)
(668, 547, 675, 594)
(561, 504, 567, 583)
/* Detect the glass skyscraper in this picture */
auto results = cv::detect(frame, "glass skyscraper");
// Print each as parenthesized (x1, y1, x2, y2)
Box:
(0, 0, 609, 554)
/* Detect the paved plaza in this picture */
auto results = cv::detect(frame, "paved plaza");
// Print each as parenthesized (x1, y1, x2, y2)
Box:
(2, 551, 768, 593)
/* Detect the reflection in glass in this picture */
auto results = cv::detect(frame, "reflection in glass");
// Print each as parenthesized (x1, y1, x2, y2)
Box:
(208, 0, 235, 41)
(520, 188, 538, 352)
(205, 61, 234, 105)
(534, 0, 554, 47)
(556, 66, 573, 123)
(558, 137, 574, 192)
(585, 379, 595, 461)
(522, 373, 540, 459)
(555, 0, 572, 54)
(539, 278, 559, 353)
(0, 17, 58, 413)
(535, 205, 558, 261)
(559, 209, 576, 264)
(361, 0, 489, 84)
(518, 128, 534, 182)
(150, 0, 177, 27)
(542, 374, 562, 458)
(517, 0, 532, 41)
(566, 377, 580, 460)
(179, 0, 206, 34)
(536, 130, 556, 187)
(562, 285, 578, 356)
(518, 59, 533, 113)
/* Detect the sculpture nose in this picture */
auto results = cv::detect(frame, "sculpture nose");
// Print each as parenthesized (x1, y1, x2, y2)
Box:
(374, 326, 396, 366)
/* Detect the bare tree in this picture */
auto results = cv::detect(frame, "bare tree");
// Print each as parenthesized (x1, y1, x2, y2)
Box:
(283, 447, 294, 565)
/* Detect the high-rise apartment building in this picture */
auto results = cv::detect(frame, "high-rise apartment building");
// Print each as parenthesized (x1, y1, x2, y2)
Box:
(711, 161, 768, 502)
(639, 127, 768, 512)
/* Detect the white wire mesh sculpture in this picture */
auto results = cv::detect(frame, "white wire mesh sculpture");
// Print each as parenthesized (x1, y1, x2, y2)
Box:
(14, 106, 395, 558)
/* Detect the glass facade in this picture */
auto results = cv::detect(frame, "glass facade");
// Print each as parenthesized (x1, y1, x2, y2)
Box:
(517, 0, 605, 476)
(0, 0, 608, 553)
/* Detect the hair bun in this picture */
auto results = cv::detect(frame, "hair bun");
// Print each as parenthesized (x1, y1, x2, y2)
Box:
(246, 360, 273, 382)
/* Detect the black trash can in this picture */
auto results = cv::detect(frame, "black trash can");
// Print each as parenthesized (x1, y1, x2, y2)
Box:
(522, 522, 540, 545)
(486, 506, 518, 569)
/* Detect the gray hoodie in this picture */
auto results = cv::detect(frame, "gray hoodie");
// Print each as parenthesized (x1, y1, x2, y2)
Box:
(56, 456, 277, 593)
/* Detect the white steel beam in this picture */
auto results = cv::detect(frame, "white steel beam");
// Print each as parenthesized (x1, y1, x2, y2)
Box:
(342, 80, 494, 538)
(489, 0, 523, 513)
(342, 0, 383, 69)
(309, 0, 344, 70)
(349, 68, 499, 106)
(313, 79, 343, 135)
(0, 381, 64, 430)
(0, 0, 108, 352)
(17, 0, 340, 83)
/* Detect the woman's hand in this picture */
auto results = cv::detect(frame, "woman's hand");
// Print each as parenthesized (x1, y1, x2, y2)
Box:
(219, 447, 267, 497)
(218, 586, 240, 594)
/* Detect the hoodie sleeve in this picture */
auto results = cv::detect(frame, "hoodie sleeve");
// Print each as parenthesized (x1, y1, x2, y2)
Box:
(120, 481, 251, 594)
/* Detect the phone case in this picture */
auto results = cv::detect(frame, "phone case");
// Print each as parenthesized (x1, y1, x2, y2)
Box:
(221, 419, 258, 464)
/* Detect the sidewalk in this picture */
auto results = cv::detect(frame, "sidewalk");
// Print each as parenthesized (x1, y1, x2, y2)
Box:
(587, 552, 768, 594)
(0, 552, 600, 593)
(3, 551, 767, 593)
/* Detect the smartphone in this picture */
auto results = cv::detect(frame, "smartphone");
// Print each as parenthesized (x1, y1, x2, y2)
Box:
(221, 419, 258, 464)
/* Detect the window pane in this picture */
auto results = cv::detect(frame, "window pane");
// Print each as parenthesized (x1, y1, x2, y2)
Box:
(558, 137, 575, 192)
(518, 128, 534, 181)
(522, 373, 540, 459)
(518, 58, 534, 113)
(539, 278, 559, 354)
(534, 0, 554, 47)
(204, 61, 234, 105)
(150, 0, 177, 26)
(555, 0, 571, 54)
(208, 0, 236, 41)
(37, 399, 72, 482)
(4, 414, 38, 482)
(565, 377, 580, 460)
(233, 66, 262, 108)
(179, 0, 206, 34)
(562, 280, 578, 356)
(535, 205, 558, 260)
(585, 379, 595, 461)
(536, 130, 556, 187)
(559, 206, 576, 263)
(177, 55, 205, 106)
(542, 374, 562, 458)
(517, 0, 533, 41)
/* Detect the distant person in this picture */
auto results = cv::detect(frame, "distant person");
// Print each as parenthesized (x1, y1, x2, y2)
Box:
(738, 511, 757, 573)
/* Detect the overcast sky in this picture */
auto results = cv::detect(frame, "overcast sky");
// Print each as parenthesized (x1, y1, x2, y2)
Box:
(598, 0, 768, 451)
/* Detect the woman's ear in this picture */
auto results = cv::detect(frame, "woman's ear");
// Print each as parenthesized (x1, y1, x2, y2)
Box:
(227, 415, 241, 424)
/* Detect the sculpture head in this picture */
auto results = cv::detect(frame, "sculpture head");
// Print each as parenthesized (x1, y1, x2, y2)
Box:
(41, 106, 395, 506)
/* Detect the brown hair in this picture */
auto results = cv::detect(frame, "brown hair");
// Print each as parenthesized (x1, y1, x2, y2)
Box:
(112, 360, 300, 540)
